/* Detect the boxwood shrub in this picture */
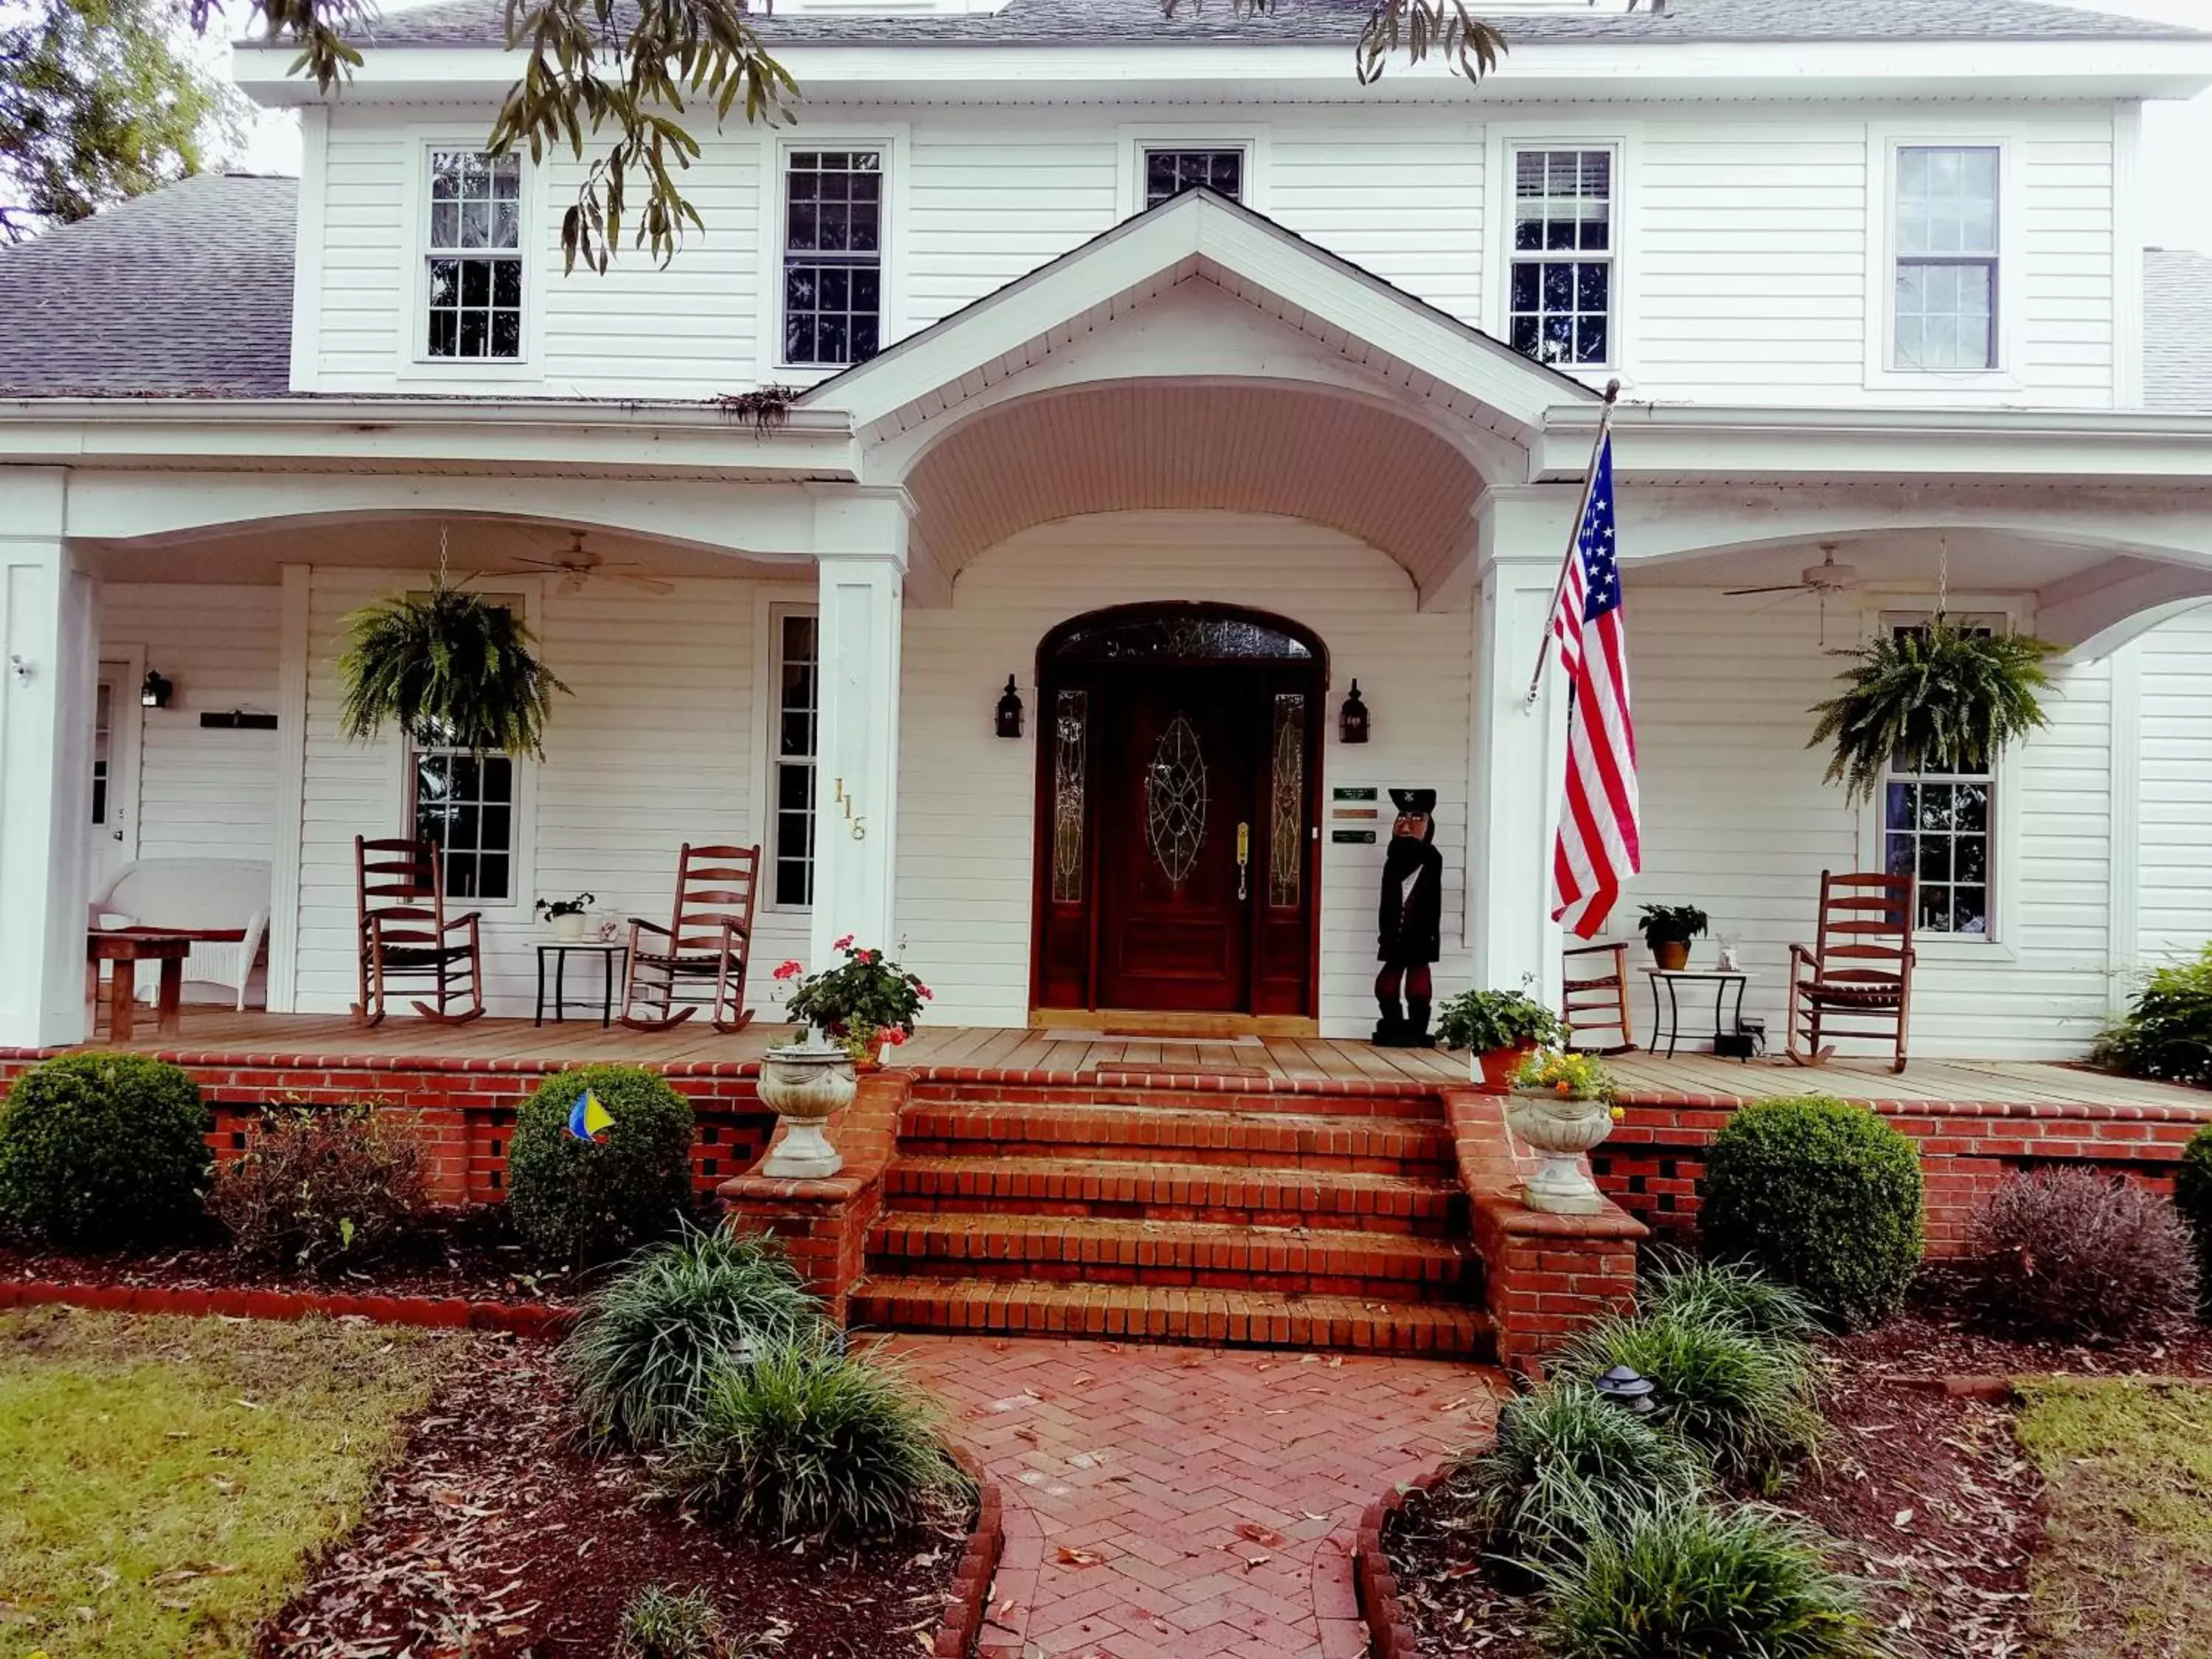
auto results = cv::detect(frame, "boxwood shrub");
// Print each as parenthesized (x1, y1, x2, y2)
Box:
(1699, 1096, 1924, 1332)
(507, 1065, 696, 1262)
(0, 1053, 210, 1247)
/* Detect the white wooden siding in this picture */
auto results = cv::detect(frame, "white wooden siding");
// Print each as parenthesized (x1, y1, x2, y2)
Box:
(97, 585, 282, 863)
(2136, 602, 2212, 962)
(2019, 121, 2116, 402)
(894, 511, 1473, 1035)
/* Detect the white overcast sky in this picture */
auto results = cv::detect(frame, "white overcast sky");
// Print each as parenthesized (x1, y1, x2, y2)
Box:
(220, 0, 2212, 254)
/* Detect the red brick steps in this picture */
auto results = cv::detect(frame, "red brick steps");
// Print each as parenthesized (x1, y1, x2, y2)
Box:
(898, 1099, 1451, 1171)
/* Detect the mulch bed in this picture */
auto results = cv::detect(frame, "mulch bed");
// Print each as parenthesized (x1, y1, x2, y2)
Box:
(258, 1337, 971, 1658)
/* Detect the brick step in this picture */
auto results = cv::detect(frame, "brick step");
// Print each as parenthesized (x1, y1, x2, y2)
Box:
(883, 1155, 1464, 1234)
(866, 1211, 1474, 1298)
(905, 1079, 1445, 1121)
(897, 1099, 1453, 1173)
(850, 1275, 1492, 1357)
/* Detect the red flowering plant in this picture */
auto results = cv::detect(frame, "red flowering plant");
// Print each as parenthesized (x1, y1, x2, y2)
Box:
(773, 936, 933, 1063)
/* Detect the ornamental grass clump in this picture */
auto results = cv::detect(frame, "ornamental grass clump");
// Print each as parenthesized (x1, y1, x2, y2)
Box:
(1539, 1498, 1872, 1659)
(0, 1054, 209, 1248)
(667, 1340, 973, 1543)
(1453, 1382, 1705, 1571)
(615, 1585, 726, 1659)
(506, 1065, 697, 1264)
(1639, 1252, 1825, 1347)
(1969, 1168, 2197, 1343)
(561, 1222, 824, 1450)
(1700, 1096, 1924, 1332)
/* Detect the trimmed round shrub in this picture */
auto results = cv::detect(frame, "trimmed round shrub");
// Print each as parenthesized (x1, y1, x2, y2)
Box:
(507, 1065, 695, 1262)
(0, 1054, 209, 1247)
(2177, 1124, 2212, 1317)
(1700, 1096, 1924, 1332)
(207, 1102, 425, 1271)
(1639, 1252, 1824, 1346)
(1558, 1309, 1823, 1484)
(616, 1585, 724, 1659)
(1454, 1381, 1705, 1570)
(1969, 1167, 2197, 1343)
(561, 1222, 825, 1450)
(667, 1340, 973, 1541)
(1540, 1498, 1871, 1659)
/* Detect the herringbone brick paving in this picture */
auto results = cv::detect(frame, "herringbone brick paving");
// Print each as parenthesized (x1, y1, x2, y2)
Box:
(889, 1335, 1502, 1658)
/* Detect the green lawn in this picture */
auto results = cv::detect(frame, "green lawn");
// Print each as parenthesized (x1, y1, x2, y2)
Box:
(2017, 1377, 2212, 1659)
(0, 1307, 459, 1658)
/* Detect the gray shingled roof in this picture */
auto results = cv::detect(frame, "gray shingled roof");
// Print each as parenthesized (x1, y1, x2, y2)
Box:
(355, 0, 2205, 50)
(2147, 247, 2212, 414)
(0, 174, 296, 399)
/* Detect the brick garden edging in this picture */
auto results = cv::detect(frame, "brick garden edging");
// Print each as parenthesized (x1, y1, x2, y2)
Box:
(1354, 1459, 1458, 1659)
(0, 1275, 573, 1335)
(937, 1449, 1006, 1659)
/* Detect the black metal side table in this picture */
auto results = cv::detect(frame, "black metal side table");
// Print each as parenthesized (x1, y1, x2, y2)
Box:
(1644, 969, 1752, 1060)
(535, 940, 628, 1028)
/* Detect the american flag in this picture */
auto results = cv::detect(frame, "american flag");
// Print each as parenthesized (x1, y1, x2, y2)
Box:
(1550, 435, 1641, 939)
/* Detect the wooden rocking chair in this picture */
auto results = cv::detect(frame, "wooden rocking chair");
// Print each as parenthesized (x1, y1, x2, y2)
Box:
(354, 835, 484, 1027)
(1784, 869, 1917, 1074)
(621, 844, 759, 1034)
(1562, 942, 1638, 1055)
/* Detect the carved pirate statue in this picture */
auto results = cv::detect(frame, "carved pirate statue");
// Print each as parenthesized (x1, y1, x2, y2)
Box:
(1374, 787, 1444, 1048)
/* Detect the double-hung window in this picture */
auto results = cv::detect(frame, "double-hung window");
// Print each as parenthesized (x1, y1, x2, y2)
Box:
(414, 750, 516, 902)
(1144, 147, 1243, 209)
(425, 150, 524, 361)
(783, 150, 883, 369)
(771, 610, 819, 908)
(1893, 146, 2000, 372)
(1880, 618, 1999, 937)
(1508, 147, 1615, 369)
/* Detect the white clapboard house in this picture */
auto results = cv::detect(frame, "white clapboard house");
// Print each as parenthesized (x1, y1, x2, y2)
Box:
(3, 0, 2211, 1061)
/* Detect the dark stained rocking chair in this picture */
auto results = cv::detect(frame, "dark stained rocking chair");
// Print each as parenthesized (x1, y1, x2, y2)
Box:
(354, 835, 484, 1027)
(1562, 941, 1638, 1055)
(621, 844, 759, 1034)
(1784, 869, 1918, 1074)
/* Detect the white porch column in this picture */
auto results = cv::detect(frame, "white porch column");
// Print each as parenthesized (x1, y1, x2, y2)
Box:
(1468, 490, 1575, 1009)
(0, 468, 98, 1048)
(810, 491, 908, 964)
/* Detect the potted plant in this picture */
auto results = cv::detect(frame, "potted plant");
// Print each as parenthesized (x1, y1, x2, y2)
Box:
(1638, 903, 1708, 972)
(773, 936, 933, 1068)
(1435, 987, 1565, 1091)
(1506, 1050, 1621, 1215)
(535, 892, 596, 942)
(1808, 616, 2058, 804)
(337, 565, 568, 757)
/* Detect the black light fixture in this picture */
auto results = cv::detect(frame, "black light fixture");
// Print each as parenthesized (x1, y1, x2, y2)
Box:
(1338, 678, 1369, 745)
(1593, 1364, 1658, 1416)
(995, 674, 1025, 739)
(140, 669, 174, 709)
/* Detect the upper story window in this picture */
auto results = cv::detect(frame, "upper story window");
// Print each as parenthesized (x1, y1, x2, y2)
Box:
(1893, 146, 2000, 372)
(426, 150, 523, 361)
(784, 150, 883, 369)
(1144, 148, 1243, 209)
(1509, 147, 1614, 369)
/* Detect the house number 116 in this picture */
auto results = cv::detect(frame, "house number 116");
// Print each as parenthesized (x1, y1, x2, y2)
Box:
(834, 777, 867, 840)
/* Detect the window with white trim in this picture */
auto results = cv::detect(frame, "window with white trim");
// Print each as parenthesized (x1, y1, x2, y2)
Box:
(1143, 147, 1243, 209)
(425, 150, 524, 361)
(1893, 146, 2000, 372)
(414, 750, 516, 902)
(1508, 147, 1615, 369)
(1881, 617, 2000, 936)
(782, 150, 883, 368)
(771, 609, 818, 907)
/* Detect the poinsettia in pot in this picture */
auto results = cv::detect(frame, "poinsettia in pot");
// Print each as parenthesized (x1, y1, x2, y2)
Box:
(773, 936, 933, 1068)
(1434, 987, 1565, 1092)
(1505, 1049, 1623, 1216)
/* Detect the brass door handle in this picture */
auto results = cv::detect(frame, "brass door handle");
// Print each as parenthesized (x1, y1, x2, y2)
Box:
(1236, 821, 1250, 901)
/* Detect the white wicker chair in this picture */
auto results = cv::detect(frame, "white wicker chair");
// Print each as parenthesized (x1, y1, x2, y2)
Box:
(91, 859, 271, 1011)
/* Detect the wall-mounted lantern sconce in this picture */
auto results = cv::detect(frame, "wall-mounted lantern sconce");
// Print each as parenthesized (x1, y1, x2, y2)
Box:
(995, 675, 1025, 739)
(1338, 679, 1370, 745)
(141, 669, 174, 709)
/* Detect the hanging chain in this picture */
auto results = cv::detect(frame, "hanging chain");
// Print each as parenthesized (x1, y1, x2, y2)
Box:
(1935, 533, 1950, 622)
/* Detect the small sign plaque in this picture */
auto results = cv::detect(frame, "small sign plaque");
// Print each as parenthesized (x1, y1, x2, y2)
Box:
(1331, 829, 1379, 845)
(1332, 786, 1379, 802)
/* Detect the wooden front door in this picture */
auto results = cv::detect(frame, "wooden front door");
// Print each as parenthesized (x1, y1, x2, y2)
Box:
(1032, 605, 1322, 1021)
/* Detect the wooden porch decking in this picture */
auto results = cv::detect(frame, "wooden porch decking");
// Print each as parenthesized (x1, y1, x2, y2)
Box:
(46, 1008, 2211, 1112)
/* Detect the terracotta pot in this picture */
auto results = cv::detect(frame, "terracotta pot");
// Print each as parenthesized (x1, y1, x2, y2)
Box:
(1475, 1043, 1536, 1093)
(1652, 938, 1691, 972)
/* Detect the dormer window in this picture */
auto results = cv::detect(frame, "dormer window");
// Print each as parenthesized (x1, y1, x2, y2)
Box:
(783, 150, 883, 368)
(1144, 148, 1243, 210)
(425, 150, 523, 360)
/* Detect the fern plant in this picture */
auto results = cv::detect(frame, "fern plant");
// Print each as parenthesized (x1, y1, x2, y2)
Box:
(1806, 618, 2056, 804)
(338, 570, 568, 757)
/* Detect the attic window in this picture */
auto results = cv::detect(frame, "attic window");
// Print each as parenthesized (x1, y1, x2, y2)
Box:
(425, 150, 523, 361)
(1144, 149, 1243, 210)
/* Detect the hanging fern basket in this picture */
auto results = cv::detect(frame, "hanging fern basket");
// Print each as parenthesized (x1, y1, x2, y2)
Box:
(338, 571, 568, 758)
(1807, 616, 2059, 804)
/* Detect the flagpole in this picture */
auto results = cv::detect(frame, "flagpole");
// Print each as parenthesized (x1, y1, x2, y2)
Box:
(1523, 378, 1622, 709)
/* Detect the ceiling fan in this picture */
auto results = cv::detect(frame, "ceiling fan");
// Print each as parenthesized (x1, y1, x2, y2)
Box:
(1724, 544, 1860, 641)
(512, 530, 675, 597)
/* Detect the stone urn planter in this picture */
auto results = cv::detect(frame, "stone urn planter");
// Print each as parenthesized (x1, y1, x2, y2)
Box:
(1505, 1086, 1618, 1215)
(757, 1037, 858, 1180)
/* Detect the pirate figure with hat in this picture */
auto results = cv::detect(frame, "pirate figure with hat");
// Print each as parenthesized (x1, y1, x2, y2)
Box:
(1374, 787, 1444, 1048)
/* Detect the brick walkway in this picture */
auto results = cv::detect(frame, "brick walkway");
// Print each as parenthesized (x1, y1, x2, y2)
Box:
(891, 1335, 1503, 1658)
